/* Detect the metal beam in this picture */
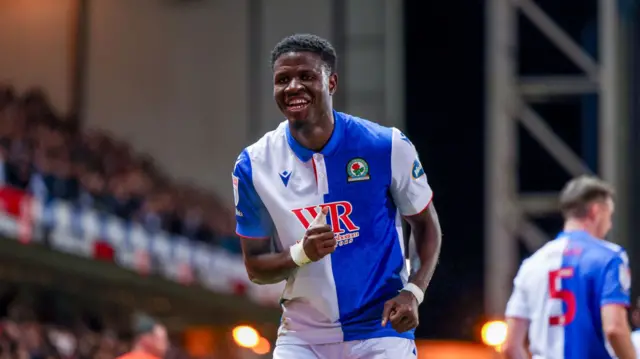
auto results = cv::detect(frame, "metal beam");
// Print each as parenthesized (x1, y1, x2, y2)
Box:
(519, 76, 598, 99)
(485, 0, 518, 317)
(517, 104, 594, 176)
(514, 0, 599, 79)
(519, 192, 558, 215)
(598, 0, 627, 247)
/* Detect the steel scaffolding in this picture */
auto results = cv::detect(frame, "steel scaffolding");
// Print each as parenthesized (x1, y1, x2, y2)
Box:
(484, 0, 628, 316)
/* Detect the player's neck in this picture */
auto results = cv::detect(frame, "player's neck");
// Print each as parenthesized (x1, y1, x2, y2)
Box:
(563, 219, 600, 239)
(132, 344, 158, 359)
(290, 111, 335, 152)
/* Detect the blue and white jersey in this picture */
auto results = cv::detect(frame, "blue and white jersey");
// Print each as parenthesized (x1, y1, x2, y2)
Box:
(232, 111, 433, 345)
(632, 329, 640, 357)
(505, 230, 631, 359)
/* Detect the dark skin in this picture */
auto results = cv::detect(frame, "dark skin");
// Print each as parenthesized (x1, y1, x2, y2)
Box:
(240, 51, 442, 333)
(382, 204, 442, 333)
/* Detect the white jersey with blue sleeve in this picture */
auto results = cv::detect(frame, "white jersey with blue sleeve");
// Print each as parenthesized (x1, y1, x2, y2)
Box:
(505, 230, 631, 359)
(632, 330, 640, 357)
(232, 110, 433, 345)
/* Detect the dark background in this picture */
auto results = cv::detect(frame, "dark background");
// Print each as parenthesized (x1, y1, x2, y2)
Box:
(403, 0, 626, 340)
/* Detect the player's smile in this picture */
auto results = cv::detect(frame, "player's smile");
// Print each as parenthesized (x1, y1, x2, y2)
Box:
(272, 51, 336, 126)
(285, 96, 311, 113)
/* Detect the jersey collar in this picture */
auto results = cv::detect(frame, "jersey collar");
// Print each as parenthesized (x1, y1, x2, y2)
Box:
(285, 110, 345, 162)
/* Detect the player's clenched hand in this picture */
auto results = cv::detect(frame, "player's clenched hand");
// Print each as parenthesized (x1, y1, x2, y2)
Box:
(302, 207, 336, 261)
(381, 291, 419, 333)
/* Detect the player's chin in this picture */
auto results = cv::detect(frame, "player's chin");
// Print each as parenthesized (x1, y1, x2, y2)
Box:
(284, 104, 310, 123)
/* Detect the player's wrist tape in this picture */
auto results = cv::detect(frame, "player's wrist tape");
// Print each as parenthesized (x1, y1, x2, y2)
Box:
(401, 283, 425, 305)
(290, 242, 312, 266)
(290, 206, 326, 267)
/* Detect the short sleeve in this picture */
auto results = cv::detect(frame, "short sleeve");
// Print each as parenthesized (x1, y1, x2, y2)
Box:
(390, 128, 433, 216)
(232, 149, 272, 238)
(505, 262, 531, 319)
(600, 251, 631, 307)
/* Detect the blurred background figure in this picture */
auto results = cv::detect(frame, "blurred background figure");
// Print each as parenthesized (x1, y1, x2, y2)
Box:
(116, 315, 168, 359)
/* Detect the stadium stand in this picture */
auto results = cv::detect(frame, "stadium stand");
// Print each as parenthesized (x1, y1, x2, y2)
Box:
(0, 83, 238, 254)
(0, 84, 280, 359)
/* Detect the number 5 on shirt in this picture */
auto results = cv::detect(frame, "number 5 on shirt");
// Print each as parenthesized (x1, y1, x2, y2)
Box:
(548, 268, 576, 326)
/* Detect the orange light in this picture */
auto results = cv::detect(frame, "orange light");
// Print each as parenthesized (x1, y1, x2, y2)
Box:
(251, 337, 271, 355)
(481, 320, 507, 347)
(232, 325, 259, 348)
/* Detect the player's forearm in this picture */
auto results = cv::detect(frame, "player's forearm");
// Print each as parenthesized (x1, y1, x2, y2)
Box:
(503, 346, 529, 359)
(607, 331, 637, 359)
(408, 204, 442, 292)
(243, 251, 298, 285)
(240, 237, 298, 284)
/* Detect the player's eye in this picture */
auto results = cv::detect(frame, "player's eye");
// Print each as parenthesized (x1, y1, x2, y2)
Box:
(275, 76, 289, 84)
(301, 74, 314, 81)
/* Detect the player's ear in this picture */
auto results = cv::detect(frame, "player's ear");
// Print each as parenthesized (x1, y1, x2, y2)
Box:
(587, 202, 599, 219)
(328, 73, 338, 95)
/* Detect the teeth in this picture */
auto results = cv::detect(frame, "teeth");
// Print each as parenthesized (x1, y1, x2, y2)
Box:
(287, 99, 309, 105)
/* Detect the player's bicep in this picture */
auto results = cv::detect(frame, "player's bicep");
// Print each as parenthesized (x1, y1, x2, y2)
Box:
(233, 150, 272, 239)
(505, 264, 531, 319)
(601, 253, 631, 307)
(505, 286, 530, 320)
(389, 128, 433, 216)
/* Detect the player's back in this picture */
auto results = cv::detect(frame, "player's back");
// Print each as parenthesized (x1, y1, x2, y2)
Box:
(507, 230, 629, 359)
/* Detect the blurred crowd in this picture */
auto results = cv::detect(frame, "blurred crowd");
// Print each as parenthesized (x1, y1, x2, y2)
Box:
(0, 84, 239, 253)
(0, 288, 194, 359)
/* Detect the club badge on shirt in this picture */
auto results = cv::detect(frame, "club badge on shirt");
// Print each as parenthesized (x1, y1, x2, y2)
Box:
(346, 158, 370, 182)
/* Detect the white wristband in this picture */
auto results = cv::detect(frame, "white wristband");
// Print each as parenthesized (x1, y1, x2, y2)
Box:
(290, 206, 327, 267)
(401, 283, 424, 305)
(290, 241, 311, 267)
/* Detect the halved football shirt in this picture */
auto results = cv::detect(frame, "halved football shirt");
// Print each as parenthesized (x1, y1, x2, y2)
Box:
(233, 110, 433, 345)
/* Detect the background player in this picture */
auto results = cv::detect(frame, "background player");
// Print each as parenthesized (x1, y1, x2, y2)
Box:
(116, 314, 169, 359)
(502, 176, 635, 359)
(232, 34, 442, 358)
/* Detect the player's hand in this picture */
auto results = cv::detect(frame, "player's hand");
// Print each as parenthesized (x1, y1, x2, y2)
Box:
(302, 207, 336, 261)
(381, 290, 419, 333)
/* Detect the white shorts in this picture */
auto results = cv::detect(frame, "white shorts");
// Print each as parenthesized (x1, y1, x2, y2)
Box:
(273, 337, 417, 359)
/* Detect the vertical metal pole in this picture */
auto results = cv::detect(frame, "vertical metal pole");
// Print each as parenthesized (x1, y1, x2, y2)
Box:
(384, 0, 405, 131)
(599, 0, 626, 247)
(247, 0, 263, 142)
(331, 0, 347, 110)
(485, 0, 518, 317)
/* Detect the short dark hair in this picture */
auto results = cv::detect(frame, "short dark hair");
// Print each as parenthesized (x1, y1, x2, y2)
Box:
(132, 313, 158, 336)
(559, 175, 614, 218)
(270, 34, 337, 73)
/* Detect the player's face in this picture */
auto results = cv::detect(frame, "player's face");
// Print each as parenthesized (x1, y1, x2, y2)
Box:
(593, 197, 614, 238)
(273, 52, 337, 129)
(148, 325, 169, 357)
